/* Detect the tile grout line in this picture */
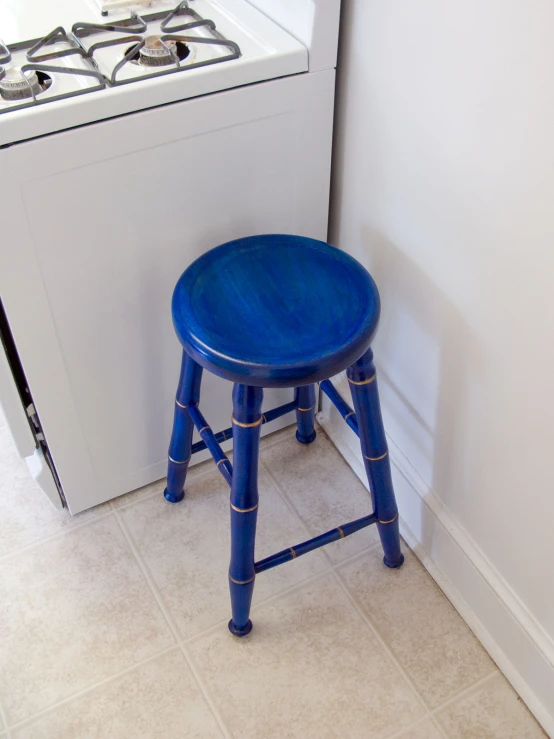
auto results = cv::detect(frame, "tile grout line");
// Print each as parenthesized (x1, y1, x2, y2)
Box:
(333, 563, 502, 732)
(260, 452, 377, 571)
(111, 429, 296, 515)
(179, 568, 332, 648)
(429, 669, 500, 718)
(333, 559, 501, 724)
(112, 510, 181, 643)
(429, 713, 450, 739)
(112, 509, 233, 739)
(5, 646, 178, 733)
(260, 423, 382, 567)
(109, 462, 220, 513)
(381, 714, 435, 739)
(0, 509, 114, 563)
(0, 699, 9, 738)
(179, 644, 232, 739)
(259, 454, 341, 568)
(291, 432, 502, 726)
(177, 540, 385, 651)
(330, 569, 431, 720)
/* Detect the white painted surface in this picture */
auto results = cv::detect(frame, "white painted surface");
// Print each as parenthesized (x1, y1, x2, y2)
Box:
(330, 0, 554, 732)
(1, 68, 335, 513)
(0, 0, 307, 146)
(246, 0, 341, 71)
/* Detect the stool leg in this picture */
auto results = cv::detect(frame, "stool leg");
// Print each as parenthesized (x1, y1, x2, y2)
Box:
(228, 384, 263, 637)
(348, 348, 404, 569)
(295, 384, 317, 444)
(164, 351, 203, 504)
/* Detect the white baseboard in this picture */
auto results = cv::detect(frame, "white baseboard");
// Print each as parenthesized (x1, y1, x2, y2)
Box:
(318, 378, 554, 737)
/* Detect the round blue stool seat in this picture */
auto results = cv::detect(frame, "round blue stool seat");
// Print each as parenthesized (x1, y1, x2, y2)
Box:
(172, 234, 380, 388)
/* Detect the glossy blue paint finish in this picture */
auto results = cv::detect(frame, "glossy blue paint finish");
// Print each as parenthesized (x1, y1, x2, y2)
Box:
(165, 234, 404, 636)
(255, 512, 377, 574)
(228, 384, 263, 637)
(189, 400, 297, 455)
(171, 235, 380, 388)
(348, 349, 404, 569)
(164, 352, 203, 503)
(188, 404, 233, 487)
(320, 379, 359, 435)
(295, 384, 317, 444)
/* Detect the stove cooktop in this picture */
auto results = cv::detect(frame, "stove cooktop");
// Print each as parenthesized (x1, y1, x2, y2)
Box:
(0, 2, 239, 114)
(0, 0, 308, 147)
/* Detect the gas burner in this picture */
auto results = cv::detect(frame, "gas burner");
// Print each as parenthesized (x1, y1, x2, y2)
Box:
(0, 68, 52, 101)
(74, 3, 240, 86)
(0, 3, 241, 112)
(127, 36, 191, 67)
(0, 27, 105, 114)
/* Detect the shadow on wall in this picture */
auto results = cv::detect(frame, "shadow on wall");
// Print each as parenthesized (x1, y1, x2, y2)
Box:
(354, 227, 487, 526)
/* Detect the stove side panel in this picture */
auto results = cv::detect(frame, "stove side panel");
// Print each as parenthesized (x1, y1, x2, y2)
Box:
(0, 69, 335, 513)
(245, 0, 341, 71)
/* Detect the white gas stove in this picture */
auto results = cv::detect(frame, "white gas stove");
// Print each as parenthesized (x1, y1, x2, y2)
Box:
(0, 0, 341, 513)
(0, 0, 307, 145)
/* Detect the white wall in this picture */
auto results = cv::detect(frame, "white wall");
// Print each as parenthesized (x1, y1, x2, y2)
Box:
(328, 0, 554, 731)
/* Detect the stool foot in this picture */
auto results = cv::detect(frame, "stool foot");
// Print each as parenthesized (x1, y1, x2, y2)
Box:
(384, 553, 405, 569)
(228, 618, 253, 637)
(163, 488, 185, 504)
(296, 429, 317, 445)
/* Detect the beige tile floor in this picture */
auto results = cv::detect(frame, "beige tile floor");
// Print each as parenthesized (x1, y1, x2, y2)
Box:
(0, 421, 546, 738)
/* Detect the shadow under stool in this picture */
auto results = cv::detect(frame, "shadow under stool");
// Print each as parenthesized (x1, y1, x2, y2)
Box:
(164, 234, 404, 637)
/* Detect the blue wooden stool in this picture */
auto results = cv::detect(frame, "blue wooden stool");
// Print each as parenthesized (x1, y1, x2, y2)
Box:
(165, 234, 404, 637)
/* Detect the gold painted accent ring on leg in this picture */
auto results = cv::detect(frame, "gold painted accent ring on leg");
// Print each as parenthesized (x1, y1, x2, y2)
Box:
(364, 451, 389, 462)
(232, 417, 263, 428)
(228, 573, 255, 585)
(230, 502, 258, 514)
(168, 455, 191, 465)
(378, 513, 399, 525)
(348, 373, 376, 386)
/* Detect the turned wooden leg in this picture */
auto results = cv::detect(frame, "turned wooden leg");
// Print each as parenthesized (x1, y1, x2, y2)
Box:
(228, 384, 263, 636)
(348, 348, 404, 568)
(164, 351, 203, 503)
(295, 384, 317, 444)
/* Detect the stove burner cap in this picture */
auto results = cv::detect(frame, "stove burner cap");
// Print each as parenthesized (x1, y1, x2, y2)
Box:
(0, 68, 42, 101)
(129, 36, 190, 67)
(140, 36, 178, 67)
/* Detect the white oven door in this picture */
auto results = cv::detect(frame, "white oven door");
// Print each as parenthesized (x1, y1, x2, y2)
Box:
(0, 68, 335, 513)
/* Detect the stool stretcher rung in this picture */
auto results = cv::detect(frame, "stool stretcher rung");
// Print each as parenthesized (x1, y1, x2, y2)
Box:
(190, 400, 298, 456)
(320, 380, 359, 435)
(254, 513, 377, 574)
(187, 405, 233, 486)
